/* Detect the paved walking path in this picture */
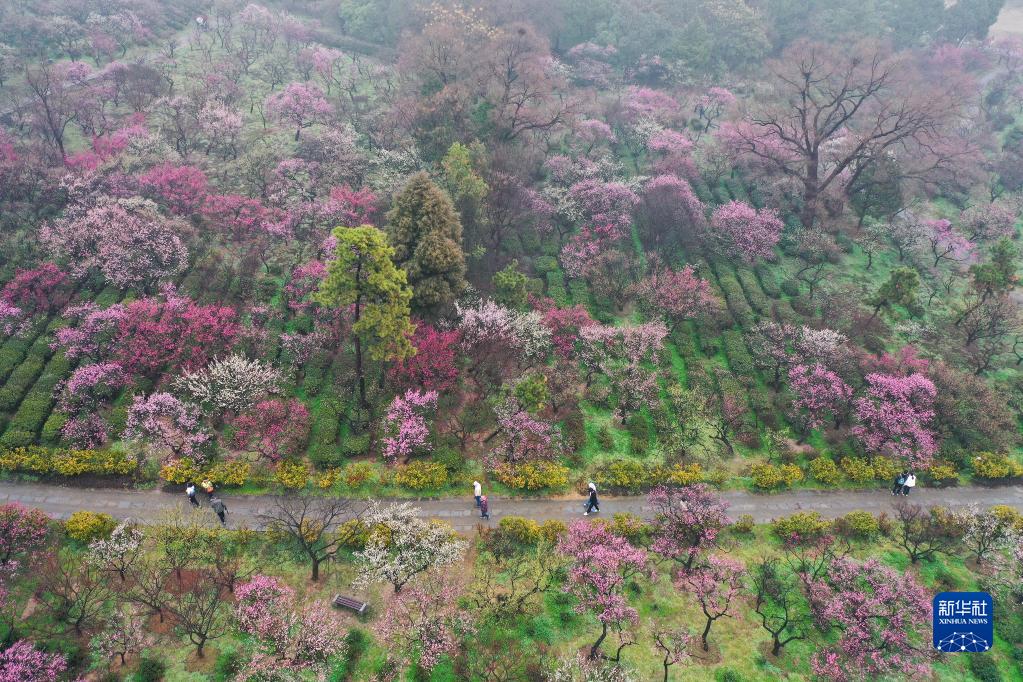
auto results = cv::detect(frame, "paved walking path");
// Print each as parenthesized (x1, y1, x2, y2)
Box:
(1, 481, 1022, 533)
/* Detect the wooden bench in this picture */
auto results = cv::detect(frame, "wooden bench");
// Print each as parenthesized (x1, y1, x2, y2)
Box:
(332, 594, 368, 615)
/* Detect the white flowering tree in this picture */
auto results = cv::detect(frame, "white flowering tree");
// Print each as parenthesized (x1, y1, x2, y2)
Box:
(173, 353, 282, 414)
(87, 522, 144, 583)
(354, 502, 467, 593)
(956, 504, 1020, 565)
(92, 607, 151, 666)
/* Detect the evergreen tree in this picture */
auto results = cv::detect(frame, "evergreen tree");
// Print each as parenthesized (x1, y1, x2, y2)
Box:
(385, 173, 467, 315)
(867, 267, 921, 323)
(316, 226, 414, 410)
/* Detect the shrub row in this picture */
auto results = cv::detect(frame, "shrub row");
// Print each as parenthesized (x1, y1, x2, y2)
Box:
(0, 333, 34, 386)
(0, 337, 49, 412)
(839, 456, 900, 484)
(592, 459, 705, 493)
(493, 461, 571, 491)
(394, 460, 449, 490)
(1, 352, 73, 448)
(0, 446, 139, 477)
(159, 458, 251, 486)
(750, 462, 804, 490)
(736, 268, 771, 317)
(721, 330, 755, 376)
(771, 510, 885, 542)
(754, 264, 782, 298)
(545, 270, 571, 307)
(713, 267, 756, 328)
(274, 459, 311, 489)
(973, 451, 1023, 480)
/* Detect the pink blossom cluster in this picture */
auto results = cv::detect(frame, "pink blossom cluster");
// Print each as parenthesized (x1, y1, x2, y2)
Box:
(558, 521, 649, 632)
(632, 264, 719, 330)
(0, 640, 68, 682)
(232, 399, 310, 462)
(124, 392, 210, 461)
(489, 400, 560, 467)
(388, 324, 460, 391)
(623, 86, 679, 124)
(710, 200, 784, 264)
(137, 163, 210, 216)
(0, 263, 69, 315)
(382, 389, 439, 463)
(788, 363, 852, 431)
(380, 576, 473, 672)
(808, 558, 931, 681)
(648, 484, 730, 570)
(567, 179, 640, 241)
(852, 373, 938, 467)
(236, 575, 296, 653)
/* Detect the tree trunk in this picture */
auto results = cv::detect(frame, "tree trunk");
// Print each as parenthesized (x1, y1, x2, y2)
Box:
(311, 557, 320, 582)
(663, 661, 670, 682)
(589, 621, 608, 660)
(772, 634, 782, 657)
(701, 617, 712, 651)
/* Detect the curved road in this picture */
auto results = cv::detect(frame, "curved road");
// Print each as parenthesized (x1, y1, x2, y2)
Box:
(1, 481, 1021, 532)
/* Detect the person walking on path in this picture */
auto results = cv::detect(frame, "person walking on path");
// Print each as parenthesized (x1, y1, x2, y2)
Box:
(186, 482, 200, 508)
(891, 471, 908, 496)
(584, 482, 599, 515)
(480, 495, 490, 520)
(201, 479, 214, 498)
(210, 495, 228, 525)
(473, 480, 482, 508)
(902, 472, 916, 496)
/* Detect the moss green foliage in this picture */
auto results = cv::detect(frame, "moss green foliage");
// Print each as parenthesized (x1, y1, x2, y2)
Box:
(385, 172, 467, 314)
(492, 259, 529, 310)
(513, 373, 549, 414)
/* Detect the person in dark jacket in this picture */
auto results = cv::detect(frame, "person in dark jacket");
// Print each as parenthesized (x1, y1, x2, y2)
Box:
(210, 496, 228, 525)
(892, 470, 908, 496)
(480, 495, 490, 520)
(584, 482, 599, 515)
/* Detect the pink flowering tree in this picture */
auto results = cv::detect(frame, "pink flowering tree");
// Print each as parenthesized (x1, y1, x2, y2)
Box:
(283, 260, 328, 314)
(266, 83, 332, 140)
(676, 556, 745, 652)
(382, 389, 439, 463)
(388, 324, 460, 392)
(93, 608, 151, 666)
(0, 640, 68, 682)
(290, 603, 348, 669)
(558, 520, 650, 660)
(960, 203, 1016, 243)
(787, 363, 853, 437)
(235, 575, 296, 655)
(710, 200, 784, 264)
(852, 373, 938, 468)
(203, 194, 269, 241)
(567, 179, 641, 241)
(633, 264, 720, 332)
(807, 558, 931, 682)
(137, 163, 210, 216)
(379, 575, 474, 672)
(52, 303, 127, 363)
(0, 263, 71, 316)
(488, 398, 562, 471)
(646, 129, 696, 176)
(925, 218, 973, 267)
(623, 86, 679, 125)
(41, 196, 188, 292)
(315, 185, 378, 227)
(57, 362, 128, 447)
(0, 302, 26, 339)
(649, 484, 731, 570)
(638, 174, 706, 249)
(578, 321, 667, 420)
(232, 399, 311, 462)
(112, 293, 239, 378)
(0, 503, 50, 572)
(124, 393, 210, 462)
(693, 87, 736, 138)
(530, 297, 595, 359)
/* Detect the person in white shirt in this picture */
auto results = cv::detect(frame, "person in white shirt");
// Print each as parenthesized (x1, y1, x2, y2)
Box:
(902, 472, 916, 496)
(473, 480, 482, 508)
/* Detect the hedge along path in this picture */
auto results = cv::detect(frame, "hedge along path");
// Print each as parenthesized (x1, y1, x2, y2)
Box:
(1, 481, 1021, 534)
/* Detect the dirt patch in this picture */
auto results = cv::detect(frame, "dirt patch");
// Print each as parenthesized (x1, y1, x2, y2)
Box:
(691, 640, 723, 665)
(184, 646, 220, 673)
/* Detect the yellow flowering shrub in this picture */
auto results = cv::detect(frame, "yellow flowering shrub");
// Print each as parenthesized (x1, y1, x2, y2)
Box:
(274, 460, 310, 489)
(316, 468, 341, 489)
(0, 446, 138, 477)
(870, 457, 900, 482)
(494, 461, 570, 490)
(497, 517, 541, 545)
(839, 457, 874, 484)
(926, 462, 958, 485)
(341, 461, 375, 488)
(65, 511, 116, 543)
(973, 452, 1023, 479)
(808, 457, 842, 486)
(159, 458, 250, 486)
(771, 511, 831, 541)
(666, 462, 704, 486)
(394, 461, 448, 490)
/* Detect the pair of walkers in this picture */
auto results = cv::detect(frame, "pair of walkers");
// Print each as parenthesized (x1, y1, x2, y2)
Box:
(185, 482, 229, 525)
(891, 470, 917, 496)
(473, 480, 489, 520)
